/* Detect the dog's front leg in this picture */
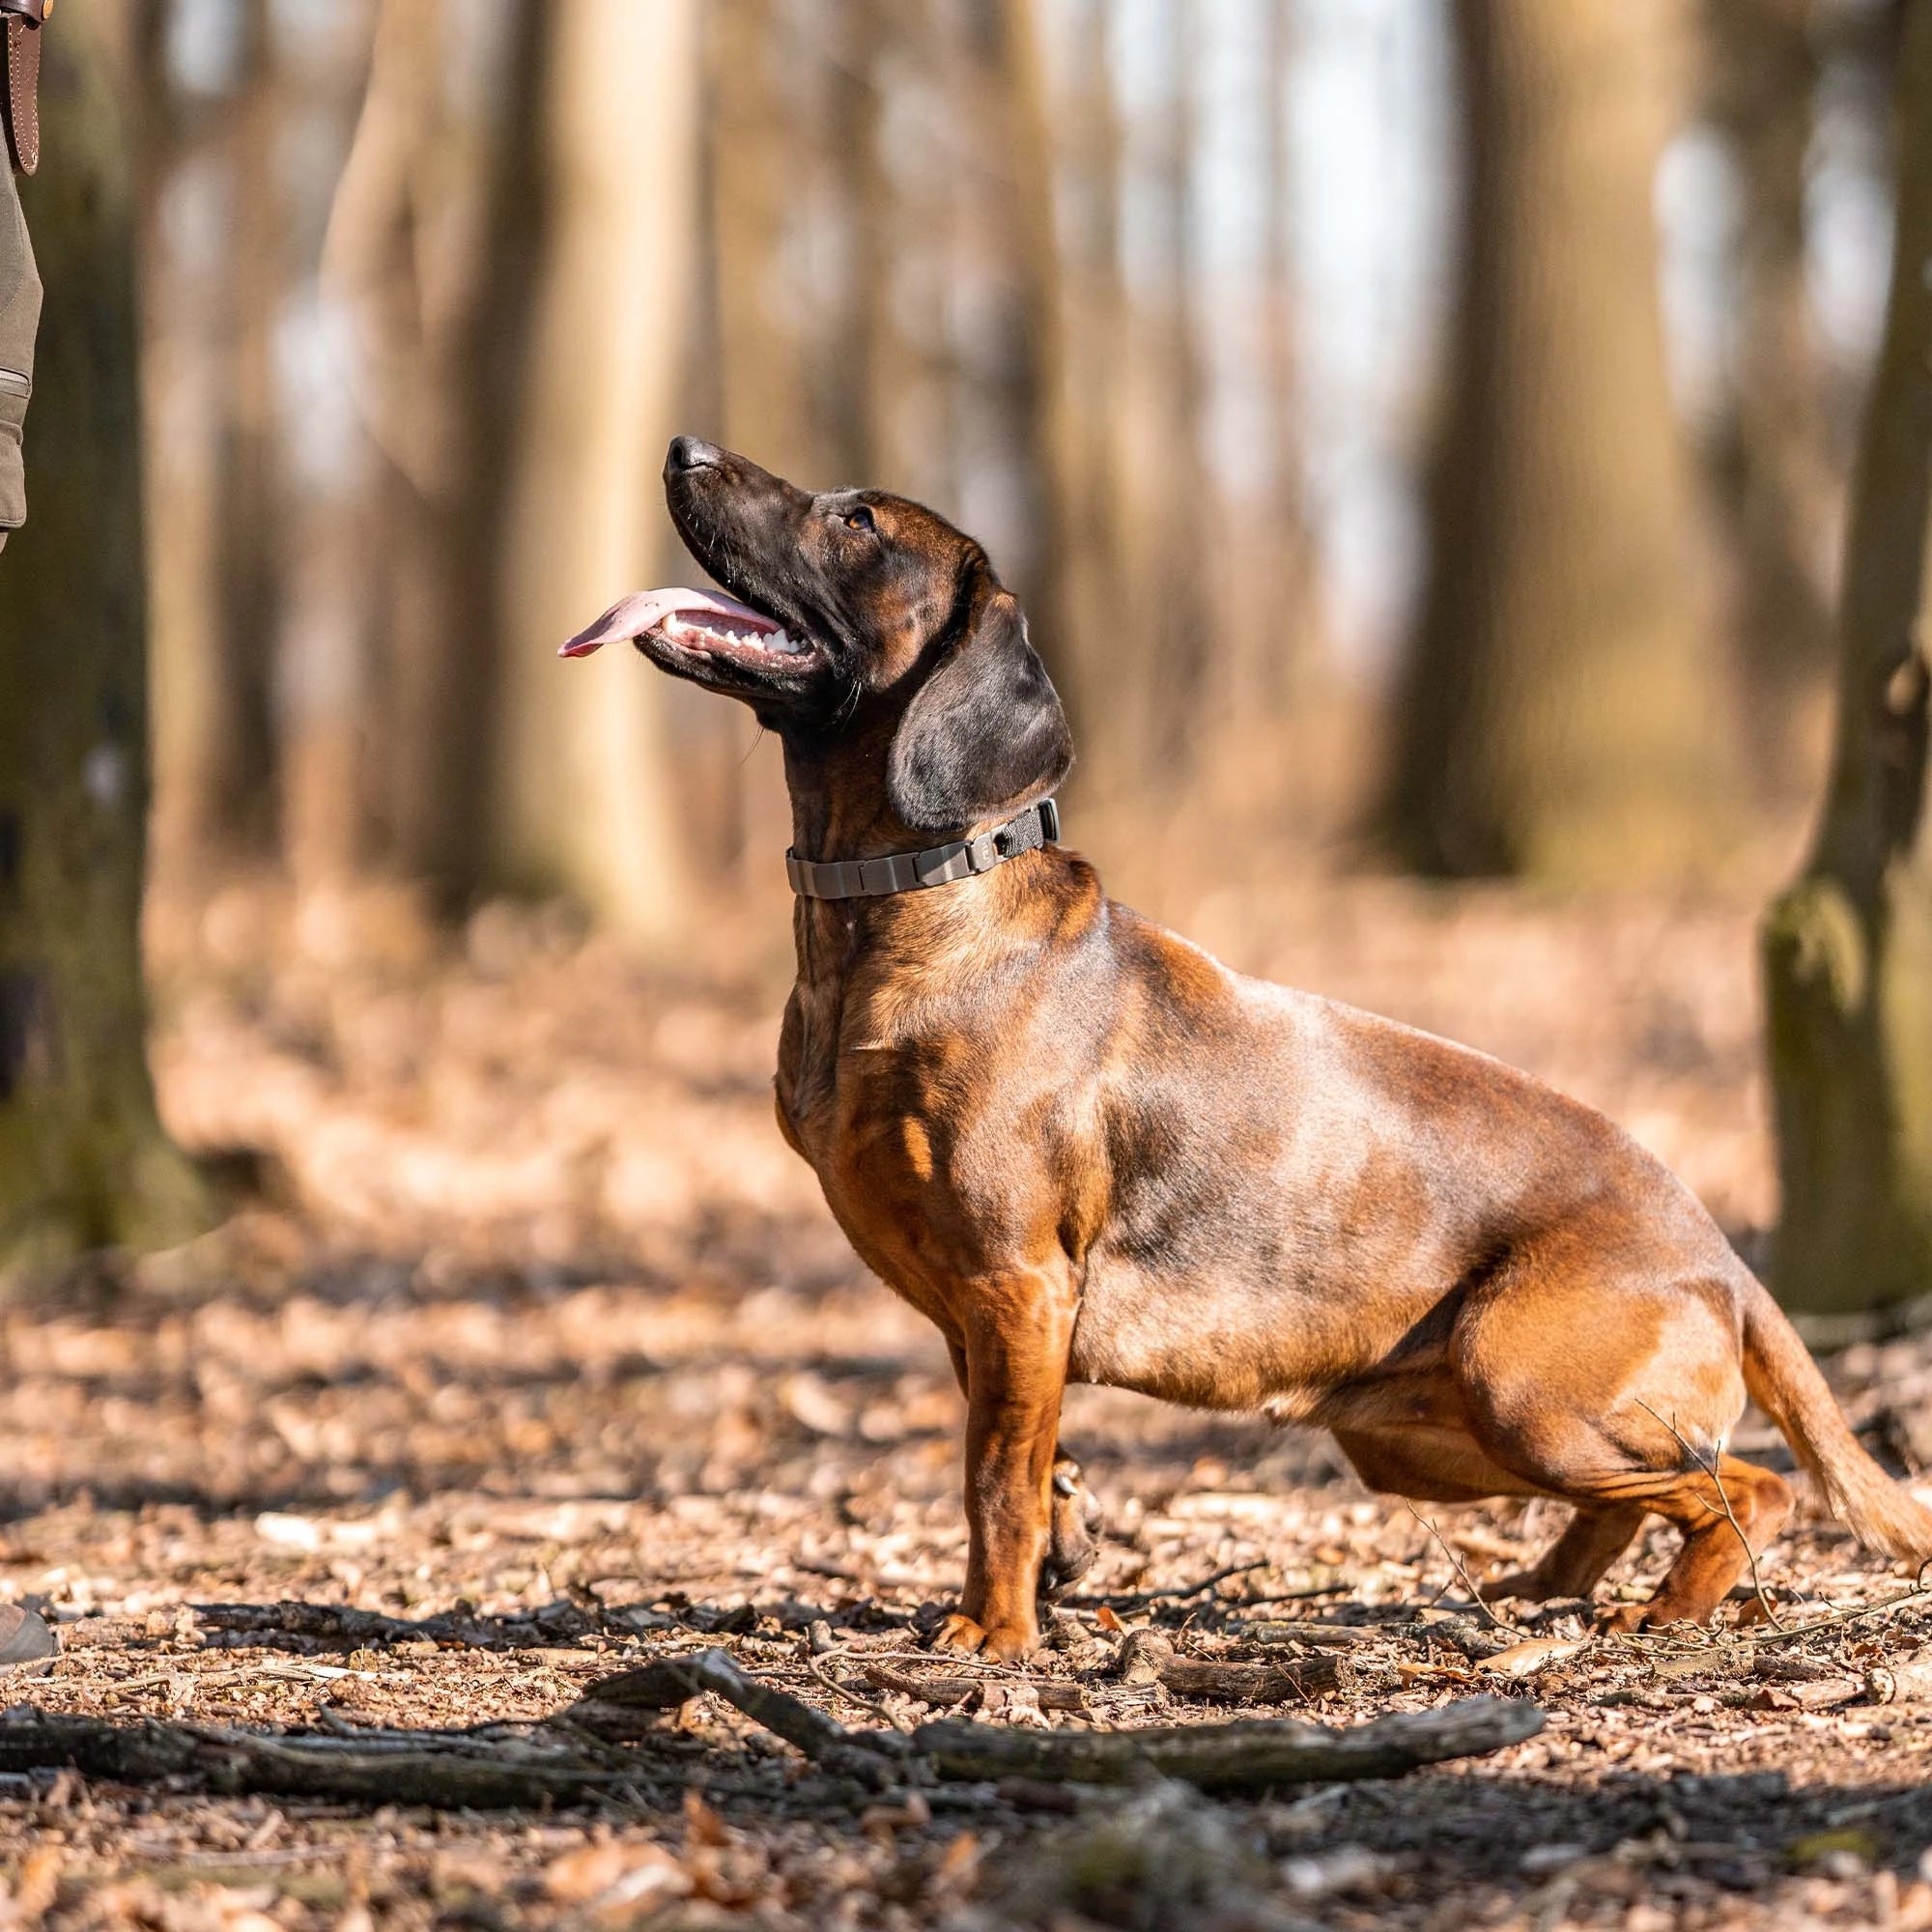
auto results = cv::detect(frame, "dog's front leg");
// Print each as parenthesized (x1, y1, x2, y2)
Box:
(946, 1340, 1100, 1603)
(934, 1267, 1076, 1662)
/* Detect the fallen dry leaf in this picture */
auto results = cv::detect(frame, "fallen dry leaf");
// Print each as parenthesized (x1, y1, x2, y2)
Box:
(1482, 1636, 1589, 1679)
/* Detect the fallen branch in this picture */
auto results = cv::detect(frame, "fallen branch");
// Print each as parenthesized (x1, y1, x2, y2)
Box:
(0, 1709, 626, 1808)
(0, 1653, 1539, 1809)
(1863, 1651, 1932, 1704)
(1155, 1652, 1396, 1704)
(192, 1599, 596, 1655)
(910, 1693, 1544, 1791)
(566, 1648, 901, 1784)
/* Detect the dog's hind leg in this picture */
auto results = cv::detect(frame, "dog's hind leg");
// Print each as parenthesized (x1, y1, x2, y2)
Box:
(1481, 1503, 1648, 1605)
(1593, 1458, 1791, 1631)
(1455, 1257, 1789, 1629)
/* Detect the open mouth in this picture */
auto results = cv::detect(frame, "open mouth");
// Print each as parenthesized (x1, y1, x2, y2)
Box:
(558, 587, 814, 665)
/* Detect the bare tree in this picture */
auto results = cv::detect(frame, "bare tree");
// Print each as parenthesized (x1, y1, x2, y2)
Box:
(487, 0, 701, 936)
(1762, 0, 1932, 1316)
(0, 9, 208, 1274)
(206, 0, 285, 858)
(1700, 0, 1841, 789)
(1049, 0, 1133, 801)
(323, 0, 545, 908)
(1382, 0, 1727, 879)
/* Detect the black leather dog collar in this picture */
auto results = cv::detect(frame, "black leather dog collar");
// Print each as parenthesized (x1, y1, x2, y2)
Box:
(786, 799, 1060, 900)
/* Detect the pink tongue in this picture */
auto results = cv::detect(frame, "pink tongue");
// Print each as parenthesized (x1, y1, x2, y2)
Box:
(557, 587, 778, 658)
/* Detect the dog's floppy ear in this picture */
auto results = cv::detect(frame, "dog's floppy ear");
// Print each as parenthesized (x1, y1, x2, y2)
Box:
(886, 586, 1073, 832)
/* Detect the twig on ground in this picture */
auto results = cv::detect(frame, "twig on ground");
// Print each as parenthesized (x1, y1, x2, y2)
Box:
(1404, 1504, 1525, 1637)
(803, 1640, 911, 1730)
(1066, 1562, 1271, 1612)
(566, 1647, 901, 1783)
(1222, 1583, 1360, 1611)
(1620, 1579, 1932, 1657)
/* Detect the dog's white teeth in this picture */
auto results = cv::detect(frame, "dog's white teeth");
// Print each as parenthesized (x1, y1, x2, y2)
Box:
(665, 614, 688, 638)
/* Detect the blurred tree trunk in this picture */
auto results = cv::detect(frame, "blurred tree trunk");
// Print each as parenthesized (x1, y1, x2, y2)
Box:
(1382, 0, 1725, 880)
(694, 0, 812, 880)
(488, 0, 699, 936)
(324, 0, 544, 910)
(820, 0, 888, 484)
(0, 11, 209, 1275)
(706, 0, 809, 482)
(205, 0, 285, 859)
(1201, 0, 1325, 833)
(1700, 0, 1839, 789)
(1052, 0, 1133, 804)
(1146, 0, 1209, 780)
(1091, 0, 1208, 804)
(1250, 0, 1315, 732)
(952, 0, 1065, 668)
(1762, 0, 1932, 1317)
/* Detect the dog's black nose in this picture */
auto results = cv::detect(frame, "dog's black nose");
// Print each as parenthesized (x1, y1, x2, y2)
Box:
(667, 437, 722, 475)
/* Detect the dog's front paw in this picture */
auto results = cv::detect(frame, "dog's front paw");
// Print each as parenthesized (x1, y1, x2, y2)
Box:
(1038, 1454, 1102, 1602)
(932, 1611, 1037, 1662)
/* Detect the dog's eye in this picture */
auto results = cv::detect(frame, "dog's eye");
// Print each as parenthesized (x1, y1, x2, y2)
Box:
(843, 505, 876, 534)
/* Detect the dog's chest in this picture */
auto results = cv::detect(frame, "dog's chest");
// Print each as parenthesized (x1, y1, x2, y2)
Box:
(777, 994, 1046, 1322)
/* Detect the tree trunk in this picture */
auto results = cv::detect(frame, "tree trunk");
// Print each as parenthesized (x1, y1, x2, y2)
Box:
(1699, 0, 1840, 792)
(1143, 0, 1209, 781)
(954, 0, 1065, 668)
(1381, 0, 1725, 881)
(322, 0, 546, 911)
(487, 0, 699, 937)
(205, 0, 285, 860)
(1051, 0, 1133, 806)
(0, 10, 209, 1276)
(1761, 0, 1932, 1317)
(818, 0, 889, 486)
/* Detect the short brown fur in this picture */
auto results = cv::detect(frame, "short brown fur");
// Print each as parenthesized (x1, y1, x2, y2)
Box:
(610, 440, 1932, 1659)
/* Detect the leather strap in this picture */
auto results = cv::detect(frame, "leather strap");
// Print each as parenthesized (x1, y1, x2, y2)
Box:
(2, 4, 43, 179)
(786, 798, 1061, 900)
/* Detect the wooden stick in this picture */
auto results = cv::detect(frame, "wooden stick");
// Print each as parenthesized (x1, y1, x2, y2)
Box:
(0, 1711, 626, 1808)
(566, 1648, 902, 1782)
(910, 1693, 1544, 1791)
(1154, 1652, 1394, 1703)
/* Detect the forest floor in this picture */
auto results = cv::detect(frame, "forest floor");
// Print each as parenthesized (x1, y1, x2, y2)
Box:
(8, 859, 1932, 1930)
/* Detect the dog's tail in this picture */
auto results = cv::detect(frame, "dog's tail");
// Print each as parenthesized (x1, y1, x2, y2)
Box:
(1742, 1275, 1932, 1562)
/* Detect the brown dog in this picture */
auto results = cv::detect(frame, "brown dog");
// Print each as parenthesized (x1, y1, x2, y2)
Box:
(563, 438, 1932, 1661)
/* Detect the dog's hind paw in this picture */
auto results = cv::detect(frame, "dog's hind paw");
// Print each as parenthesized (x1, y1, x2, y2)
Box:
(1037, 1453, 1102, 1602)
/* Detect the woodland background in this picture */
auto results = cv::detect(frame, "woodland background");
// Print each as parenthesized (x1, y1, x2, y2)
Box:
(7, 0, 1929, 1298)
(3, 1, 1932, 1927)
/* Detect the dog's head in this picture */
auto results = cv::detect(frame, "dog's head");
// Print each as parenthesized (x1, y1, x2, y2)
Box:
(560, 439, 1072, 834)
